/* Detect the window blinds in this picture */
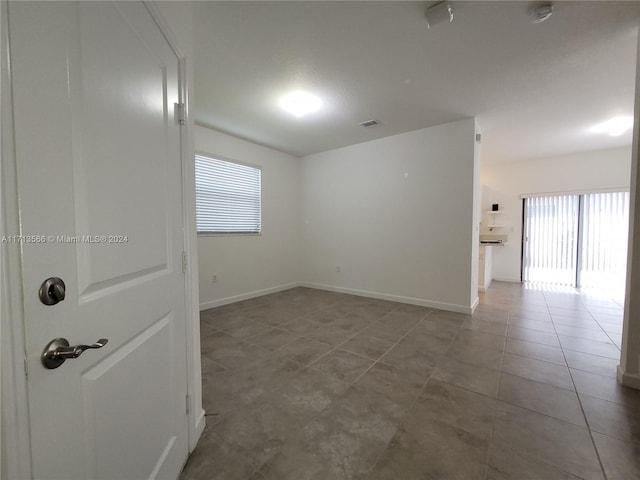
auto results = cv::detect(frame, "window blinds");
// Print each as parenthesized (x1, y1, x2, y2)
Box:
(580, 191, 629, 291)
(523, 191, 629, 292)
(195, 155, 262, 234)
(523, 195, 580, 285)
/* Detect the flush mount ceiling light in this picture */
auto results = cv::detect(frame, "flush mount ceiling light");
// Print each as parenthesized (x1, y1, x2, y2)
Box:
(425, 2, 453, 29)
(591, 116, 634, 137)
(528, 4, 553, 24)
(279, 91, 322, 118)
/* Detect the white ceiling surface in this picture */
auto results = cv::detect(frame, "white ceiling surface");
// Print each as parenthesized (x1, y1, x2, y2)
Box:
(193, 1, 640, 163)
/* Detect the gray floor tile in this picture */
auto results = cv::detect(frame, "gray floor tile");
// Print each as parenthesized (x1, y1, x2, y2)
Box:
(433, 356, 501, 397)
(305, 324, 352, 346)
(492, 402, 604, 480)
(446, 339, 504, 371)
(505, 337, 567, 365)
(354, 362, 426, 408)
(340, 333, 395, 360)
(501, 353, 574, 390)
(275, 337, 334, 366)
(248, 328, 300, 351)
(377, 417, 489, 480)
(184, 284, 639, 480)
(552, 315, 602, 330)
(411, 316, 460, 341)
(498, 373, 585, 426)
(451, 329, 506, 351)
(563, 349, 618, 377)
(554, 324, 612, 343)
(508, 325, 561, 347)
(508, 316, 556, 332)
(592, 432, 640, 480)
(411, 379, 497, 440)
(362, 319, 411, 343)
(380, 335, 449, 378)
(571, 368, 640, 406)
(461, 317, 508, 335)
(487, 442, 584, 480)
(278, 317, 321, 336)
(581, 394, 640, 445)
(558, 335, 620, 359)
(222, 317, 273, 340)
(309, 349, 374, 383)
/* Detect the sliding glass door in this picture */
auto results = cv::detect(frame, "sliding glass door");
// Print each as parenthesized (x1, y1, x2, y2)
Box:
(523, 195, 579, 285)
(523, 191, 629, 291)
(579, 191, 630, 291)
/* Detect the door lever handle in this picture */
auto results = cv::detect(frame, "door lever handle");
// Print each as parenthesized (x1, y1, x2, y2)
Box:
(42, 337, 109, 369)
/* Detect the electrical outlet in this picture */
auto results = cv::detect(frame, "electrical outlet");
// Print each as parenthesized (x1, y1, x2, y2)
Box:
(336, 266, 341, 273)
(212, 274, 218, 283)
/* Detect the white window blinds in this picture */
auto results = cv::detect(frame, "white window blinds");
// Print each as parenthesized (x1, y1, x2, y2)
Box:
(195, 154, 262, 234)
(580, 191, 629, 292)
(523, 195, 580, 285)
(523, 191, 629, 294)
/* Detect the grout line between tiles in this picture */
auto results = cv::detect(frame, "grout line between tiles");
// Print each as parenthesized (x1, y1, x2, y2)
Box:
(545, 292, 610, 480)
(482, 302, 509, 480)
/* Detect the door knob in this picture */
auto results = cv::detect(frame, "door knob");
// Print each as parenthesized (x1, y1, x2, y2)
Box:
(39, 277, 66, 305)
(41, 337, 108, 369)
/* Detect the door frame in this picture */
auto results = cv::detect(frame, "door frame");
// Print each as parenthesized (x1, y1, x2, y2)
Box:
(0, 3, 203, 479)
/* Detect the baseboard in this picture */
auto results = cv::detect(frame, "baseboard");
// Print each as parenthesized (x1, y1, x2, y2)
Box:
(470, 296, 480, 314)
(301, 282, 475, 314)
(617, 365, 640, 390)
(199, 282, 301, 310)
(492, 276, 521, 283)
(191, 409, 206, 453)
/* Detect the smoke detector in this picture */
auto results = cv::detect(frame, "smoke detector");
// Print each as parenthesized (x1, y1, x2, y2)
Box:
(425, 2, 453, 29)
(529, 4, 553, 24)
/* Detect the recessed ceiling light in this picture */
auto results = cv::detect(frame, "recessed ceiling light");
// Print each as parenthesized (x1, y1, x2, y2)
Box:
(591, 116, 634, 137)
(279, 91, 322, 118)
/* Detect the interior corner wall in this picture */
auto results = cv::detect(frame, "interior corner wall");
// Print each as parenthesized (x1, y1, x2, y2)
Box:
(481, 147, 632, 283)
(470, 119, 482, 309)
(300, 118, 478, 313)
(195, 125, 301, 309)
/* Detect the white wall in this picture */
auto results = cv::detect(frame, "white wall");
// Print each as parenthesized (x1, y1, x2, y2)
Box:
(618, 32, 640, 390)
(300, 118, 480, 313)
(196, 125, 301, 309)
(481, 147, 632, 282)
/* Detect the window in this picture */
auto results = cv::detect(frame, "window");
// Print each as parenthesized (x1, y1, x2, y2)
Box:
(195, 154, 262, 234)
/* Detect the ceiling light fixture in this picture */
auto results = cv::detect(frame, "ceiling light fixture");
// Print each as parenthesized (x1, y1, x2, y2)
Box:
(279, 91, 322, 118)
(591, 116, 634, 137)
(425, 2, 453, 29)
(528, 4, 553, 24)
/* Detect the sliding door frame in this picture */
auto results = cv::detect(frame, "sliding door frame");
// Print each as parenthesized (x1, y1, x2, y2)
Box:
(521, 188, 630, 288)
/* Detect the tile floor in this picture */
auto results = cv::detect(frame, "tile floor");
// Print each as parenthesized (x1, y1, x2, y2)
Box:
(180, 283, 640, 480)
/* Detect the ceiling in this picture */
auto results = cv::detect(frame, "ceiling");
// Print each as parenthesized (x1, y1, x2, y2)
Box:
(193, 1, 640, 163)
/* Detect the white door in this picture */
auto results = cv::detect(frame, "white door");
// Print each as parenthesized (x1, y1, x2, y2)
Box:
(9, 2, 189, 479)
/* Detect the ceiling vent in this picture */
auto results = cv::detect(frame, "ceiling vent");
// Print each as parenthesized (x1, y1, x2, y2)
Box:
(359, 119, 381, 127)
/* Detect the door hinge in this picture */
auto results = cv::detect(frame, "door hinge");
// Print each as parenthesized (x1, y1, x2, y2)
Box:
(182, 251, 188, 274)
(186, 394, 190, 415)
(174, 102, 185, 125)
(24, 355, 28, 377)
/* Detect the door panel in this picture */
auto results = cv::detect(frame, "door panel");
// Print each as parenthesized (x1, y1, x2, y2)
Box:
(72, 2, 172, 295)
(9, 2, 188, 479)
(83, 314, 176, 480)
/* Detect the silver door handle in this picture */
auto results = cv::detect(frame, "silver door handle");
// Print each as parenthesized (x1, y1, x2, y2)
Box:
(41, 337, 108, 369)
